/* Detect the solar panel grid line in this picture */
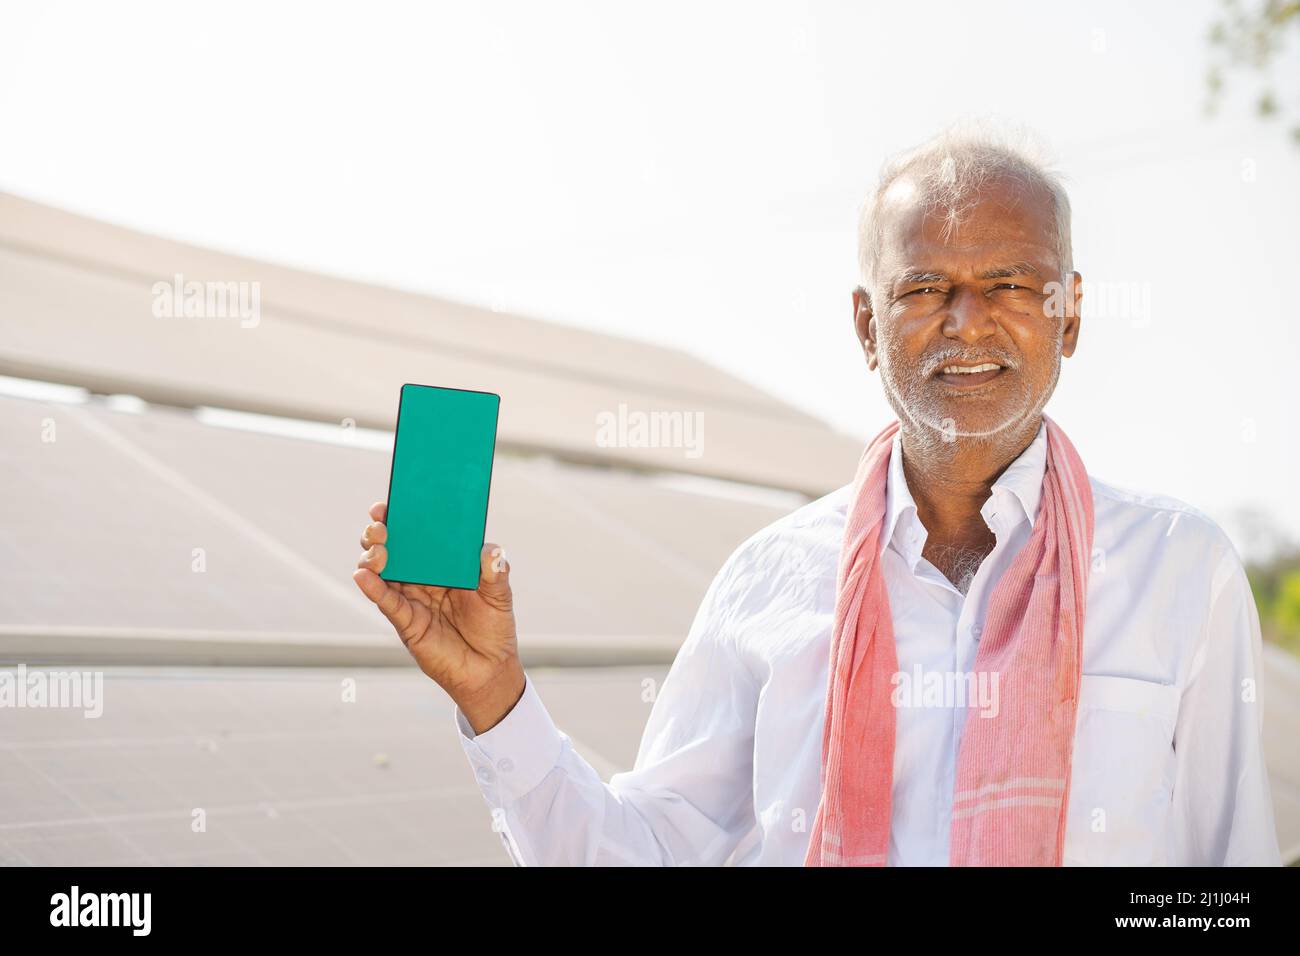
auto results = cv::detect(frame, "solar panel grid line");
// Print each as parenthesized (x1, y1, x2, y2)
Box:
(205, 681, 377, 868)
(61, 404, 375, 625)
(6, 745, 165, 865)
(527, 461, 720, 587)
(0, 388, 791, 652)
(2, 736, 492, 863)
(0, 628, 683, 668)
(0, 668, 650, 865)
(0, 388, 788, 660)
(0, 787, 480, 833)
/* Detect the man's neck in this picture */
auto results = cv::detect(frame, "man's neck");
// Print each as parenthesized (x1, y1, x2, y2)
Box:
(897, 415, 1041, 588)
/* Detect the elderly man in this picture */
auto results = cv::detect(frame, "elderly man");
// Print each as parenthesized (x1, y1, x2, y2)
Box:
(352, 128, 1280, 866)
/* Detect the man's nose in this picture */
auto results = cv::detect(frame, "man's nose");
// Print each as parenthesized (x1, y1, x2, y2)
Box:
(940, 286, 996, 344)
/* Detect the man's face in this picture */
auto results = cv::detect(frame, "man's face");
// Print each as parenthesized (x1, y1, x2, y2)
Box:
(854, 174, 1082, 443)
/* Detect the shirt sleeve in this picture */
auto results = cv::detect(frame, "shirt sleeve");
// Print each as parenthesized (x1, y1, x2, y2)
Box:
(453, 551, 760, 866)
(1169, 545, 1282, 865)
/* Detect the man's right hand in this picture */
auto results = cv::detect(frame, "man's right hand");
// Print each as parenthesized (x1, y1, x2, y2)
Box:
(352, 501, 526, 734)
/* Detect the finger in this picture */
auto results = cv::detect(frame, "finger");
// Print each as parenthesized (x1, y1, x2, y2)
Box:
(357, 543, 388, 575)
(478, 541, 511, 600)
(369, 501, 388, 523)
(360, 520, 388, 549)
(352, 568, 415, 637)
(483, 541, 509, 575)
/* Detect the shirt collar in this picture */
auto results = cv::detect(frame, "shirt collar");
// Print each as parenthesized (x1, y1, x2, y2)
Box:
(982, 420, 1048, 533)
(882, 421, 1048, 567)
(883, 435, 923, 568)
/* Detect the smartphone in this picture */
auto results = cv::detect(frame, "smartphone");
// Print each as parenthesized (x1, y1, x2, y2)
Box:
(380, 384, 501, 589)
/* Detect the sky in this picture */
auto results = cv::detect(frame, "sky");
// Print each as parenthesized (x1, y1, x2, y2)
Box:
(1, 0, 1298, 555)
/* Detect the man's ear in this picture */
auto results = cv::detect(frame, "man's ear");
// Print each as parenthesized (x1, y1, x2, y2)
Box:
(1061, 270, 1082, 358)
(853, 286, 878, 371)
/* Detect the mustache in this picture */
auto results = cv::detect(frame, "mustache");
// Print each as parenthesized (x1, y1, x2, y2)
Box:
(921, 346, 1019, 377)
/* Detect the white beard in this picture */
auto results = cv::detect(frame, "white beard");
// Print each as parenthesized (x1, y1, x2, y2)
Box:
(876, 324, 1063, 461)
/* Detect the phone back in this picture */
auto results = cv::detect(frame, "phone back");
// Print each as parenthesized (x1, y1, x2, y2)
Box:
(381, 384, 500, 589)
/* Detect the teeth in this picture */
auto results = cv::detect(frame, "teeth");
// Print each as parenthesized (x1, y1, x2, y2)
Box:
(941, 363, 1001, 374)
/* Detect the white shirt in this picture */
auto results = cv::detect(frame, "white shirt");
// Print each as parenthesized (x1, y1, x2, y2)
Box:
(455, 423, 1281, 866)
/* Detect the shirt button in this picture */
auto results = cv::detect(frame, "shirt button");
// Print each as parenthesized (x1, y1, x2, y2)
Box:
(972, 624, 983, 639)
(476, 766, 494, 784)
(496, 758, 515, 773)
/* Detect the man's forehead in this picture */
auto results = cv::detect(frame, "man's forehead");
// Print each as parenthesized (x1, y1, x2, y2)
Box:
(875, 174, 1059, 278)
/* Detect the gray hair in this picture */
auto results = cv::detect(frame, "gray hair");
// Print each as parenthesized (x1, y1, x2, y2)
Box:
(857, 122, 1073, 295)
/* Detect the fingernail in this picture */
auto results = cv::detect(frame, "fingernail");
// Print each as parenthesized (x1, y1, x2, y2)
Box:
(492, 548, 507, 573)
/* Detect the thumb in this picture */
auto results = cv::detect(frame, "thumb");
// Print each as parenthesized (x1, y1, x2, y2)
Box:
(478, 542, 513, 605)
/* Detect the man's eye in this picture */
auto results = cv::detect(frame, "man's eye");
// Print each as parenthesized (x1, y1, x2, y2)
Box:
(992, 283, 1027, 291)
(907, 287, 941, 296)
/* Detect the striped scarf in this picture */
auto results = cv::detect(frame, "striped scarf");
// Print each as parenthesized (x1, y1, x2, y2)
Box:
(804, 416, 1094, 866)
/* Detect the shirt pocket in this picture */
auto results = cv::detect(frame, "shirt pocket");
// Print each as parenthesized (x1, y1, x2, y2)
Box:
(1062, 675, 1181, 866)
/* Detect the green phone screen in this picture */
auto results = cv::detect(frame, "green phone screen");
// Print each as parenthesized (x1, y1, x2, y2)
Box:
(380, 384, 500, 589)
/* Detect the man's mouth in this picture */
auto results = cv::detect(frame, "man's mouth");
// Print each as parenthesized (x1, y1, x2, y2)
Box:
(933, 361, 1007, 388)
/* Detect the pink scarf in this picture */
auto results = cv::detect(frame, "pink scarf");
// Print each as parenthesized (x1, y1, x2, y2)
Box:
(804, 416, 1094, 867)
